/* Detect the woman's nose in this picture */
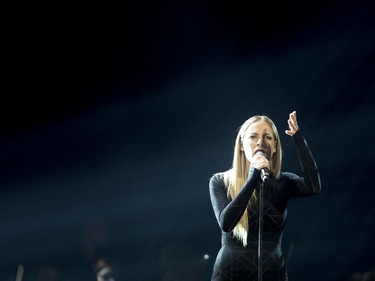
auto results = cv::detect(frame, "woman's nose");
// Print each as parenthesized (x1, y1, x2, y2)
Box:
(257, 138, 266, 147)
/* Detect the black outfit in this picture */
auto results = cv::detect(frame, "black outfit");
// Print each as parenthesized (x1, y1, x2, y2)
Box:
(209, 130, 321, 281)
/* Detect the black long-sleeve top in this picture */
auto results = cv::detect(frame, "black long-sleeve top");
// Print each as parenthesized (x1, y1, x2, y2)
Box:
(209, 129, 321, 253)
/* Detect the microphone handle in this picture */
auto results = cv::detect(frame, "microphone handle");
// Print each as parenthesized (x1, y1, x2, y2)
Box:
(261, 168, 270, 182)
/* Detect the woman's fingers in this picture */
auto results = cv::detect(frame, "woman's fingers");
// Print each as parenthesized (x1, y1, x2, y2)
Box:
(285, 111, 299, 136)
(251, 154, 270, 171)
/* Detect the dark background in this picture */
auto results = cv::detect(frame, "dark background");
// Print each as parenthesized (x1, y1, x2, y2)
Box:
(1, 0, 375, 280)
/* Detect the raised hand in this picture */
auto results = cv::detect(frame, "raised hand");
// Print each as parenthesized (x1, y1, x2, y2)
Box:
(285, 111, 299, 136)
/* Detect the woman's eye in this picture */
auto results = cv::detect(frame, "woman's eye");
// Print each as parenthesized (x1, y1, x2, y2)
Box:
(265, 136, 273, 140)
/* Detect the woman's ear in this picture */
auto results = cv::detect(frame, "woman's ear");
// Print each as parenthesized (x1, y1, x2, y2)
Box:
(240, 140, 244, 151)
(272, 142, 277, 156)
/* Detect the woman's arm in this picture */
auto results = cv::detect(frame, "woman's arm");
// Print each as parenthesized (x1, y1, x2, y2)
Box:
(209, 169, 260, 232)
(284, 112, 321, 197)
(290, 129, 321, 195)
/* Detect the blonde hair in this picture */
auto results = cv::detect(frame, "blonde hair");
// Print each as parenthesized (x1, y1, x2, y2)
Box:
(223, 115, 282, 246)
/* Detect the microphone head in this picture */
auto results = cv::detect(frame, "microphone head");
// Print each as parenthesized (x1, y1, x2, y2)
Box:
(255, 150, 271, 160)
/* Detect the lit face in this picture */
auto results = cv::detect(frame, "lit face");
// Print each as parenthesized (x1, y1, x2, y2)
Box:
(241, 120, 277, 163)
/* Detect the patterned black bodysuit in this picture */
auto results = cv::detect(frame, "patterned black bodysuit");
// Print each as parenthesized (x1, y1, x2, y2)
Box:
(209, 130, 321, 281)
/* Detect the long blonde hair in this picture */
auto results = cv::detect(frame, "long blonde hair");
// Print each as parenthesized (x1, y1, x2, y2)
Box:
(223, 115, 282, 246)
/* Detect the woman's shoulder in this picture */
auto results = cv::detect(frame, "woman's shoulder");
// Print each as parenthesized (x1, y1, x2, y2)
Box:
(209, 171, 228, 193)
(210, 171, 225, 182)
(209, 170, 230, 185)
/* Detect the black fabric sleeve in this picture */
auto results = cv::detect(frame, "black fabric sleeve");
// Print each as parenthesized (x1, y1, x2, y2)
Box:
(285, 129, 321, 198)
(209, 168, 261, 232)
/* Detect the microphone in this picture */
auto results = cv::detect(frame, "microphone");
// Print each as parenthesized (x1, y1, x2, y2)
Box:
(256, 151, 270, 182)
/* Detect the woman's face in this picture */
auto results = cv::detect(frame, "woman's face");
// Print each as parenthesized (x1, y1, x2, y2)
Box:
(241, 120, 277, 163)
